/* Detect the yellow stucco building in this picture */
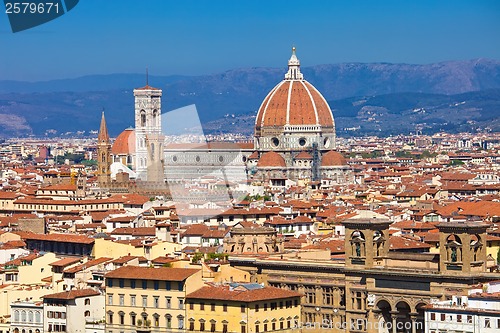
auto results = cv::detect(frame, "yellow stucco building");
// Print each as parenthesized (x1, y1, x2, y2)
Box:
(104, 266, 203, 333)
(92, 237, 181, 260)
(186, 283, 302, 333)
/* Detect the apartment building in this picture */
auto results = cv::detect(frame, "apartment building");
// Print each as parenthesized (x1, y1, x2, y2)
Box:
(42, 289, 104, 333)
(424, 282, 500, 333)
(186, 283, 302, 333)
(104, 266, 203, 333)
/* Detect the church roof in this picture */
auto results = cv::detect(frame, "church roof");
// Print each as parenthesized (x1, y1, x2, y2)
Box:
(134, 84, 161, 91)
(295, 151, 313, 160)
(112, 128, 135, 155)
(321, 150, 347, 167)
(255, 48, 334, 133)
(257, 151, 286, 168)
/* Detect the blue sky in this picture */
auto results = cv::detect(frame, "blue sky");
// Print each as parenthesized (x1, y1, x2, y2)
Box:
(1, 0, 499, 81)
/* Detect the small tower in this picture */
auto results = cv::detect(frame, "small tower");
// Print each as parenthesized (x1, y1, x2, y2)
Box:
(437, 221, 488, 274)
(76, 172, 87, 198)
(284, 46, 304, 80)
(97, 111, 111, 186)
(342, 211, 392, 269)
(134, 72, 163, 181)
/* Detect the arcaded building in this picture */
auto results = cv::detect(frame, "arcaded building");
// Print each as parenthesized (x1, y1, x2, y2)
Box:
(228, 213, 500, 333)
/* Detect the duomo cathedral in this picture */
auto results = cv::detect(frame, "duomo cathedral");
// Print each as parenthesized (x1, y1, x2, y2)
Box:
(97, 48, 353, 189)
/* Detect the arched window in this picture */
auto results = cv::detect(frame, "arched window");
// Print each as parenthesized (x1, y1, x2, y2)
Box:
(28, 311, 33, 322)
(85, 298, 91, 305)
(140, 111, 146, 127)
(101, 152, 106, 163)
(151, 143, 155, 161)
(35, 311, 41, 323)
(446, 234, 462, 263)
(471, 234, 482, 262)
(21, 310, 26, 322)
(14, 310, 19, 322)
(84, 310, 90, 317)
(153, 109, 158, 126)
(350, 230, 366, 258)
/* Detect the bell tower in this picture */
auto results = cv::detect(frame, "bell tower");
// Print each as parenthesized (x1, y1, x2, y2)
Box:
(437, 221, 488, 274)
(97, 111, 111, 186)
(342, 211, 391, 269)
(134, 72, 163, 181)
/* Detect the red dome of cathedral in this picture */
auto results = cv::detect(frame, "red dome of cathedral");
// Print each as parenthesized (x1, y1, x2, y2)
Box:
(321, 151, 347, 166)
(255, 48, 334, 136)
(112, 128, 135, 155)
(257, 151, 286, 168)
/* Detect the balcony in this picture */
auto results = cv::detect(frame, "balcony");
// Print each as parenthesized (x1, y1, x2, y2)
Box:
(136, 319, 152, 333)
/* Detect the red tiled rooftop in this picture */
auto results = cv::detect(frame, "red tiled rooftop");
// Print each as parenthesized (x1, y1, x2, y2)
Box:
(49, 257, 82, 267)
(15, 232, 95, 244)
(43, 289, 100, 300)
(187, 285, 301, 302)
(258, 151, 286, 168)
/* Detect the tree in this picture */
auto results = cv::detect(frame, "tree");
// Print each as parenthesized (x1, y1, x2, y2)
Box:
(191, 253, 204, 264)
(448, 159, 464, 166)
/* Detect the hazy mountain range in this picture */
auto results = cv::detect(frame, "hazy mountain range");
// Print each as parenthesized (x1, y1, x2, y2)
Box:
(0, 58, 499, 137)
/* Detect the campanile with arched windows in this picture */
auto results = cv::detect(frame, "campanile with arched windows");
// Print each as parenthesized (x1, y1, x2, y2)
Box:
(134, 83, 163, 181)
(341, 211, 392, 269)
(437, 220, 488, 274)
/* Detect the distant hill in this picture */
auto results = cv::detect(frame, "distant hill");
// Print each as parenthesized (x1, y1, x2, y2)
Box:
(329, 89, 500, 136)
(0, 58, 499, 137)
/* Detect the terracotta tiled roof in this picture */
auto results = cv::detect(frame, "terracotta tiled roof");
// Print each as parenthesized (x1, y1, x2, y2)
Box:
(391, 220, 437, 231)
(38, 184, 77, 191)
(4, 253, 40, 266)
(41, 276, 52, 282)
(151, 256, 177, 264)
(435, 201, 500, 218)
(16, 232, 95, 244)
(321, 151, 347, 167)
(303, 239, 345, 253)
(105, 266, 199, 281)
(257, 151, 286, 168)
(112, 128, 135, 155)
(43, 289, 100, 300)
(187, 285, 301, 302)
(182, 224, 210, 236)
(0, 240, 26, 249)
(135, 85, 161, 91)
(0, 191, 19, 199)
(63, 257, 113, 274)
(111, 227, 155, 237)
(389, 236, 431, 250)
(295, 151, 313, 160)
(117, 194, 150, 206)
(111, 255, 142, 264)
(201, 229, 227, 238)
(255, 78, 334, 130)
(440, 172, 476, 181)
(49, 257, 82, 267)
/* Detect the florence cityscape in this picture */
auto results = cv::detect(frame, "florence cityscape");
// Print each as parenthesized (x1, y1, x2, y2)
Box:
(1, 1, 500, 333)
